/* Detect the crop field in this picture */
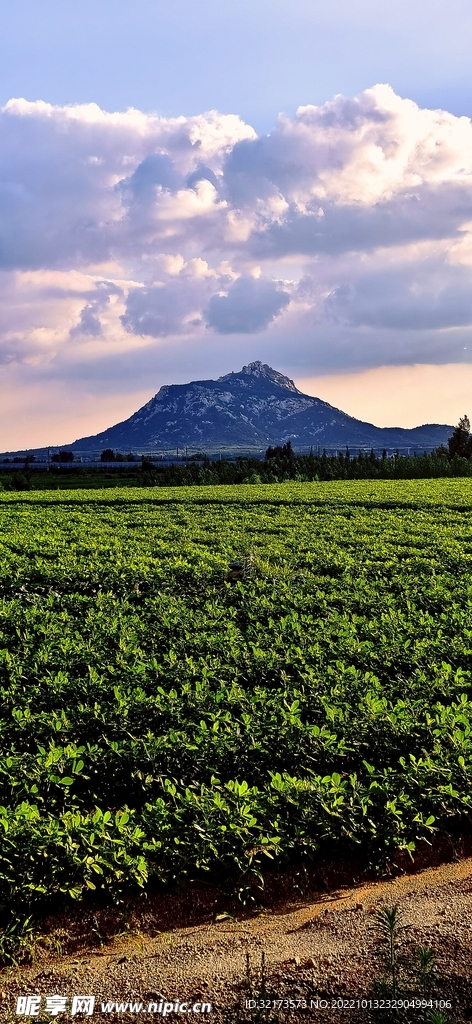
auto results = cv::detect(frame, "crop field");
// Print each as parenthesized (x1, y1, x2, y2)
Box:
(1, 479, 472, 920)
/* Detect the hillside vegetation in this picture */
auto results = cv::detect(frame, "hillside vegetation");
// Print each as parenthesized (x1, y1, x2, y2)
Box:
(1, 480, 472, 928)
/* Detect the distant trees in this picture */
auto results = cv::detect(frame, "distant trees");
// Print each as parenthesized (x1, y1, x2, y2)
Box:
(447, 416, 472, 459)
(51, 451, 74, 463)
(100, 449, 135, 462)
(265, 440, 294, 460)
(132, 446, 470, 488)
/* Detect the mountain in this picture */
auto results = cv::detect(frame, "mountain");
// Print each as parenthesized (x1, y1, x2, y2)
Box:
(71, 361, 452, 452)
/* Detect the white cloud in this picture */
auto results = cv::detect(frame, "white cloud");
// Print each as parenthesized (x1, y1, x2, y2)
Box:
(2, 84, 472, 443)
(121, 257, 222, 337)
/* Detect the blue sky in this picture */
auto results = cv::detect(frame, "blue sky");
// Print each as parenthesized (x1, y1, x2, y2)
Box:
(2, 0, 472, 130)
(3, 0, 472, 446)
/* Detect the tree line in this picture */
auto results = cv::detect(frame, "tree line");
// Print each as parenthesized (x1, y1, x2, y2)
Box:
(138, 421, 472, 486)
(3, 417, 472, 490)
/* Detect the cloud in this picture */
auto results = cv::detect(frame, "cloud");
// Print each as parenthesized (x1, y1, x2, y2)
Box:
(69, 280, 122, 338)
(69, 306, 103, 338)
(205, 276, 290, 333)
(121, 257, 221, 337)
(247, 184, 472, 259)
(123, 154, 183, 198)
(324, 257, 472, 330)
(0, 98, 254, 270)
(2, 83, 472, 437)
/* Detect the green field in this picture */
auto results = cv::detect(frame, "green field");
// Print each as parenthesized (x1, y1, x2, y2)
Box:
(1, 479, 472, 920)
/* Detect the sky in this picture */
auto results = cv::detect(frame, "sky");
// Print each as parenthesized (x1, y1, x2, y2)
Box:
(3, 1, 472, 447)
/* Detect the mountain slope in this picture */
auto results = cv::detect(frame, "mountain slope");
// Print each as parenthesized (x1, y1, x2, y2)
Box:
(71, 361, 452, 451)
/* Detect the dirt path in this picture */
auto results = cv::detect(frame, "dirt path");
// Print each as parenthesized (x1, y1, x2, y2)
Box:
(2, 857, 472, 1023)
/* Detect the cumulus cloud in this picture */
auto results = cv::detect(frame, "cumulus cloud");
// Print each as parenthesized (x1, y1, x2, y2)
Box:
(70, 306, 103, 338)
(0, 98, 254, 270)
(2, 83, 472, 416)
(205, 276, 290, 333)
(324, 257, 472, 330)
(69, 280, 122, 338)
(121, 257, 222, 337)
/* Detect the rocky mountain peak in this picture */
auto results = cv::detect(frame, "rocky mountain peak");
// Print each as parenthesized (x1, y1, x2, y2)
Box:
(218, 360, 300, 392)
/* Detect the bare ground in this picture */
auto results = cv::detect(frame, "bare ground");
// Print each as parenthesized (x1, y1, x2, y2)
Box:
(2, 854, 472, 1023)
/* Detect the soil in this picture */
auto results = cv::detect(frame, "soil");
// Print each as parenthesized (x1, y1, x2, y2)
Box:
(1, 854, 472, 1023)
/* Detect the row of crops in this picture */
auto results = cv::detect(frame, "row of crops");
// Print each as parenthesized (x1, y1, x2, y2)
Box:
(1, 479, 472, 916)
